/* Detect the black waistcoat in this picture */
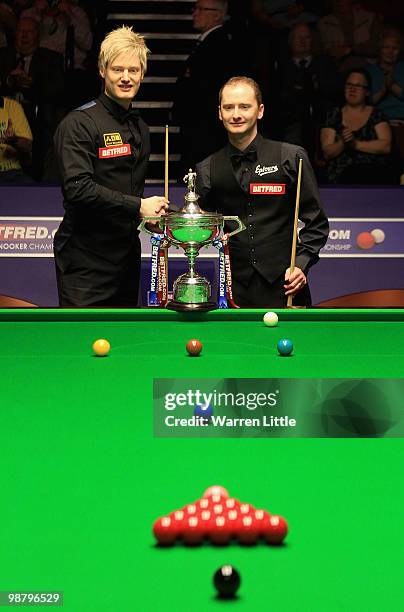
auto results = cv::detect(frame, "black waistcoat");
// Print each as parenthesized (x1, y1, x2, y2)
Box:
(81, 101, 149, 199)
(209, 139, 297, 284)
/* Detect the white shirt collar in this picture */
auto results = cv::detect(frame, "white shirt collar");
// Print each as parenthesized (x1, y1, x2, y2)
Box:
(293, 55, 313, 67)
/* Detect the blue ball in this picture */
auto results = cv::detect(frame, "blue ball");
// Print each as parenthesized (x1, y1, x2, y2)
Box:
(277, 338, 293, 356)
(193, 404, 213, 422)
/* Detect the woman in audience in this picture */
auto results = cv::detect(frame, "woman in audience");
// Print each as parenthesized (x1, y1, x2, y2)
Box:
(320, 68, 394, 183)
(368, 29, 404, 178)
(368, 29, 404, 120)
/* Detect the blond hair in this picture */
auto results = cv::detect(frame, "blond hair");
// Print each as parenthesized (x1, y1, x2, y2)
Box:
(98, 26, 150, 75)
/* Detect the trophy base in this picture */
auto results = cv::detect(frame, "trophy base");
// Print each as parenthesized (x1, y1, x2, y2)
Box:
(166, 300, 217, 312)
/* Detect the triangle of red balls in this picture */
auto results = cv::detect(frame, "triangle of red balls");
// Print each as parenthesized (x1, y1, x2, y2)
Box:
(153, 486, 287, 546)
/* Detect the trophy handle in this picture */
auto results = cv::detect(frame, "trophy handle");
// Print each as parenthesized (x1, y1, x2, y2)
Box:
(137, 216, 161, 234)
(223, 216, 246, 238)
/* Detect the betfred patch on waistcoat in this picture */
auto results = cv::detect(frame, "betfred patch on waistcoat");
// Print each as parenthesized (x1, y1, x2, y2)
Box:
(98, 144, 131, 158)
(250, 183, 286, 195)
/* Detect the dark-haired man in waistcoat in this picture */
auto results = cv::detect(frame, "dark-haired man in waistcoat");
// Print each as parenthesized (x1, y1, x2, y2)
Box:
(195, 76, 329, 307)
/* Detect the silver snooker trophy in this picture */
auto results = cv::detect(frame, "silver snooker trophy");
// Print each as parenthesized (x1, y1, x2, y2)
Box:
(138, 170, 245, 311)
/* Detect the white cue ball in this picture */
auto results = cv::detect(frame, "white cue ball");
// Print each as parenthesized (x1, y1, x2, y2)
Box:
(370, 228, 385, 244)
(263, 311, 278, 327)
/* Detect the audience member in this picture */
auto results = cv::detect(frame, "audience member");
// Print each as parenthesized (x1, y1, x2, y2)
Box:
(0, 2, 16, 47)
(278, 23, 342, 159)
(368, 28, 404, 177)
(318, 0, 382, 69)
(0, 16, 65, 179)
(368, 29, 404, 120)
(0, 94, 32, 182)
(21, 0, 92, 107)
(249, 1, 319, 111)
(320, 68, 394, 183)
(22, 1, 92, 69)
(172, 0, 240, 175)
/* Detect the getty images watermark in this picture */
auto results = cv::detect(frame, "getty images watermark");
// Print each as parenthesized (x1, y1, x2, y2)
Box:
(154, 378, 404, 438)
(162, 387, 296, 429)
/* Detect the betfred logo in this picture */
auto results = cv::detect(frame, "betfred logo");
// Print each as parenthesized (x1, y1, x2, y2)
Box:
(98, 144, 131, 158)
(250, 183, 286, 195)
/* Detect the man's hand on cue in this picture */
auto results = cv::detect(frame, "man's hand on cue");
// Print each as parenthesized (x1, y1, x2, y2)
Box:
(284, 267, 307, 296)
(140, 195, 169, 217)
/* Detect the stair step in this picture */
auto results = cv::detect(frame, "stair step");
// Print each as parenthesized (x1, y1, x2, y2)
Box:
(150, 153, 180, 161)
(146, 38, 196, 54)
(149, 126, 180, 133)
(139, 83, 176, 100)
(145, 58, 187, 76)
(134, 101, 173, 108)
(146, 159, 182, 181)
(135, 105, 171, 125)
(150, 129, 180, 153)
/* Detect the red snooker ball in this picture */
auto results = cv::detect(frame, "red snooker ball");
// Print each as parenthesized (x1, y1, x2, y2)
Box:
(152, 516, 178, 545)
(186, 339, 202, 356)
(263, 515, 288, 544)
(356, 231, 375, 250)
(203, 485, 229, 499)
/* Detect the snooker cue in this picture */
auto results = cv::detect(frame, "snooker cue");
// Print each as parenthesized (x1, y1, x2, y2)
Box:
(164, 125, 169, 200)
(161, 125, 169, 305)
(287, 158, 303, 308)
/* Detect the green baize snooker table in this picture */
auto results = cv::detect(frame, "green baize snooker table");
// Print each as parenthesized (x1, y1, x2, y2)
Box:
(0, 308, 403, 612)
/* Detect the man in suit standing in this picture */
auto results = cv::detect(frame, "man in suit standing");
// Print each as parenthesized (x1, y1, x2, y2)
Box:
(53, 26, 168, 307)
(172, 0, 239, 175)
(196, 76, 329, 307)
(278, 23, 341, 161)
(0, 16, 65, 179)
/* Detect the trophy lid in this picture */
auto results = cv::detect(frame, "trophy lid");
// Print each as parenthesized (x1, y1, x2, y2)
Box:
(163, 168, 223, 227)
(180, 169, 203, 215)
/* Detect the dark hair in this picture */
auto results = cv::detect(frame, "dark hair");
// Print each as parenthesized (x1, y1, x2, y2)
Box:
(344, 68, 372, 90)
(218, 76, 263, 106)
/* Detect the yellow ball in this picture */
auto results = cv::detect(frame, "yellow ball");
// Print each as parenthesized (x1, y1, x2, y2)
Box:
(92, 338, 110, 357)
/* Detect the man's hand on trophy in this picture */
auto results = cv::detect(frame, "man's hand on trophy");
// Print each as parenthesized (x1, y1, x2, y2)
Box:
(140, 196, 169, 217)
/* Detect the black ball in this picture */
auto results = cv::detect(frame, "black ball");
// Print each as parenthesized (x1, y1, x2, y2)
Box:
(213, 565, 241, 598)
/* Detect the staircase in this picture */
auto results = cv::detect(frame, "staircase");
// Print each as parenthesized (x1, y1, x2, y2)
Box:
(106, 0, 198, 184)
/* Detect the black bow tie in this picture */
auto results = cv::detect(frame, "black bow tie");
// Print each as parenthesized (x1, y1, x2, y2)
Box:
(230, 149, 257, 166)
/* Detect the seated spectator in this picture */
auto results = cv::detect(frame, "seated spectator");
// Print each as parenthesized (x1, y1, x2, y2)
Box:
(22, 1, 92, 70)
(278, 22, 342, 160)
(320, 68, 394, 183)
(249, 1, 319, 110)
(368, 29, 404, 178)
(0, 2, 16, 47)
(0, 16, 65, 179)
(172, 0, 240, 175)
(318, 0, 382, 68)
(22, 0, 93, 107)
(0, 94, 32, 182)
(368, 29, 404, 120)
